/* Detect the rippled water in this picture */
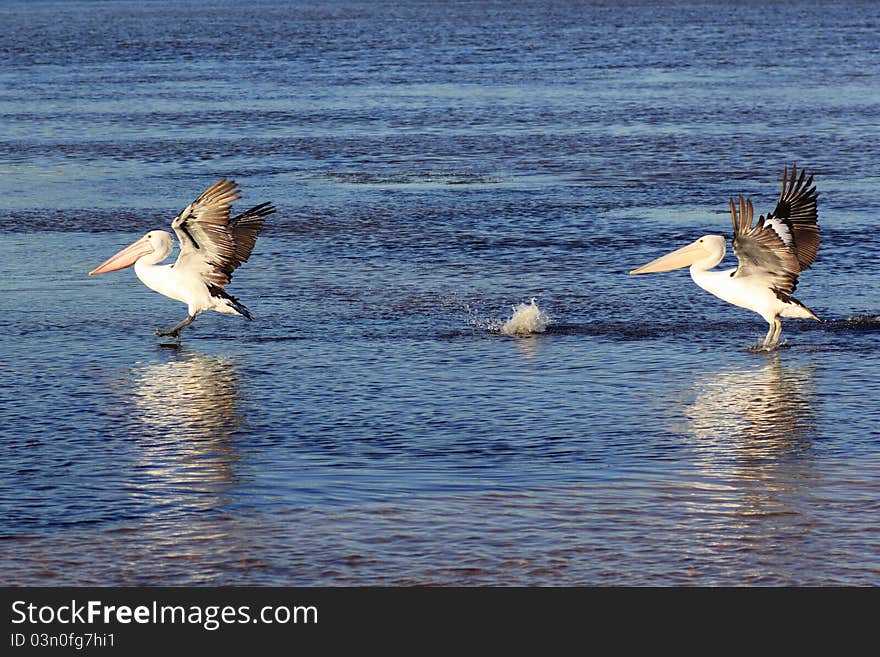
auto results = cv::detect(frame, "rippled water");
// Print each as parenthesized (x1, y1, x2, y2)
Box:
(2, 0, 879, 585)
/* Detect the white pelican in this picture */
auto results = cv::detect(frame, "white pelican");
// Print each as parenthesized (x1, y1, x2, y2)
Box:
(629, 165, 820, 350)
(89, 179, 274, 338)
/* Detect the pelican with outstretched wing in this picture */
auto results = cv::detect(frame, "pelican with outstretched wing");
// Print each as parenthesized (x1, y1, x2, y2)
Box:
(89, 179, 274, 338)
(629, 165, 820, 350)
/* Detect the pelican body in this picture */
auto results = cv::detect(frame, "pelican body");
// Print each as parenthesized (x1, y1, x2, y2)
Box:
(89, 179, 274, 338)
(630, 166, 820, 350)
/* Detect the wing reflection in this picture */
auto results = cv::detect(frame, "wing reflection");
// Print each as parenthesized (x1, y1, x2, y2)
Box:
(128, 348, 242, 510)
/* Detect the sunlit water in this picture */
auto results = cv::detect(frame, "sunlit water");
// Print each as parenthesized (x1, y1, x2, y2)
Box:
(1, 0, 879, 585)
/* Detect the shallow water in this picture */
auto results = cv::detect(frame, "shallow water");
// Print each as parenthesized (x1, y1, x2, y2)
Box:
(1, 0, 879, 585)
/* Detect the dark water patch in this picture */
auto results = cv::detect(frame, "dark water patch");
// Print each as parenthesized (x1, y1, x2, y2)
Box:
(239, 335, 309, 344)
(315, 171, 503, 187)
(452, 316, 840, 341)
(3, 209, 164, 234)
(825, 314, 880, 330)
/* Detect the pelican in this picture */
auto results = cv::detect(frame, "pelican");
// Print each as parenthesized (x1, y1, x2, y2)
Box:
(89, 179, 274, 338)
(629, 165, 820, 350)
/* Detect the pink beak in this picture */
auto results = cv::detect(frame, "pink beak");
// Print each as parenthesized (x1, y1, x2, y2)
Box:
(88, 235, 154, 275)
(628, 241, 710, 275)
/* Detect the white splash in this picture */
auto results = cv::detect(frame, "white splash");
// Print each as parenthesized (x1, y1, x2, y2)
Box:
(500, 298, 550, 336)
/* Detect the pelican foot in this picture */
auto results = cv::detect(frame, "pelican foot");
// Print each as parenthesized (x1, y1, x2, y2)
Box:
(155, 327, 181, 339)
(155, 314, 195, 339)
(748, 341, 789, 353)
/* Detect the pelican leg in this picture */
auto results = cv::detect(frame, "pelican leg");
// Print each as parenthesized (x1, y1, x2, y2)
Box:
(773, 318, 783, 346)
(156, 314, 195, 338)
(761, 323, 775, 349)
(762, 318, 783, 350)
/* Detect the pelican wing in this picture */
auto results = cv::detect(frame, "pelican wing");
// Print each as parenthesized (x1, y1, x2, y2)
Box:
(730, 195, 802, 294)
(228, 201, 274, 266)
(764, 164, 819, 270)
(171, 179, 271, 288)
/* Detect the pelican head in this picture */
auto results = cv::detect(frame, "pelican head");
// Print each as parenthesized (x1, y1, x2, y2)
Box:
(89, 231, 174, 275)
(629, 235, 726, 274)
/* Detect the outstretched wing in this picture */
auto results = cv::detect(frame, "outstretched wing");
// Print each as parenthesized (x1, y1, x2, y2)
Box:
(730, 166, 820, 295)
(764, 164, 819, 271)
(229, 201, 274, 267)
(730, 195, 802, 295)
(171, 179, 273, 287)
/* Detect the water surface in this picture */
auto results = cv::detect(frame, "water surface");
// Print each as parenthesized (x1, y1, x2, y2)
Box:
(1, 0, 879, 585)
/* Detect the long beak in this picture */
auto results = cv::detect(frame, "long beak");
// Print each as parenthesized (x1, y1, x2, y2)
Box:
(629, 241, 709, 275)
(88, 235, 154, 275)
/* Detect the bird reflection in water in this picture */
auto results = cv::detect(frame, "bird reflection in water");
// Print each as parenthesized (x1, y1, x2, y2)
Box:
(685, 354, 815, 453)
(682, 353, 819, 521)
(128, 347, 243, 513)
(685, 353, 816, 451)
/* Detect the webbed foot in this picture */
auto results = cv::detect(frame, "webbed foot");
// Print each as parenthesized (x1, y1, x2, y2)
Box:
(748, 341, 788, 353)
(155, 314, 195, 339)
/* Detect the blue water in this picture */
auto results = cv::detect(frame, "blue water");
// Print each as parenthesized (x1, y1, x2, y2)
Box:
(1, 0, 879, 585)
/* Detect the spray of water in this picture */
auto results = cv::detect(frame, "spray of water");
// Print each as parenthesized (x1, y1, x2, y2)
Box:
(500, 298, 550, 336)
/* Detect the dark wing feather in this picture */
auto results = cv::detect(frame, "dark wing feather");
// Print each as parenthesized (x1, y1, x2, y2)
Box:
(730, 195, 802, 295)
(765, 164, 820, 270)
(229, 201, 274, 265)
(172, 179, 272, 287)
